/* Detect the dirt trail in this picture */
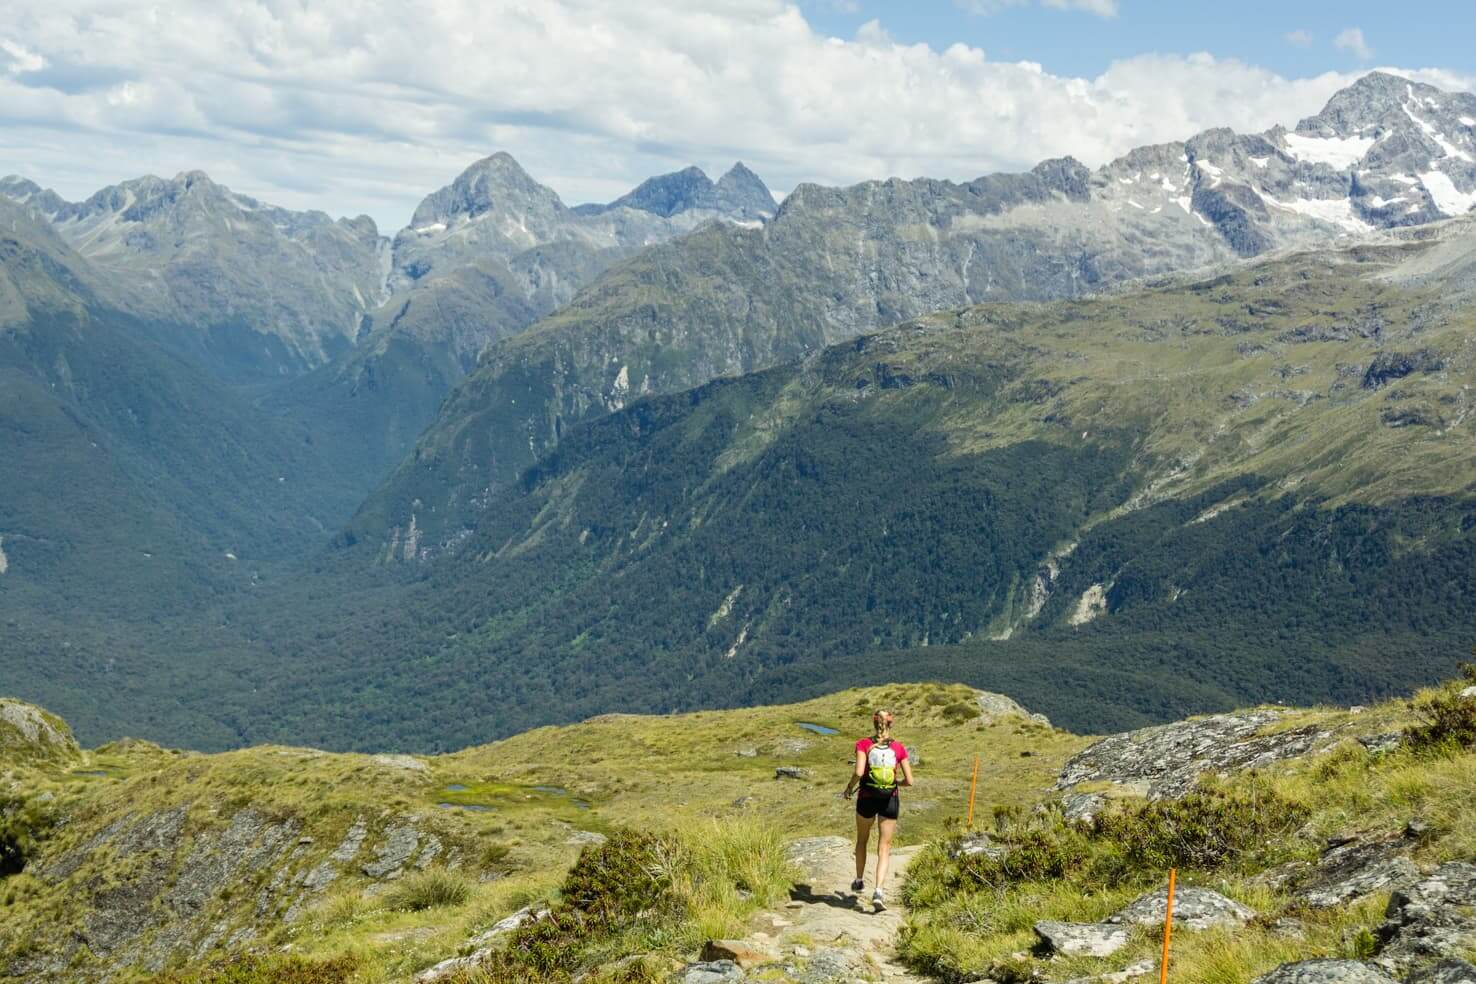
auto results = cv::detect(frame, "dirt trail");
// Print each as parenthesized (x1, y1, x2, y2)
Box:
(745, 836, 929, 982)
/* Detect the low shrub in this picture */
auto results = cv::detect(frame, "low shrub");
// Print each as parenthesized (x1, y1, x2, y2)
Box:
(950, 823, 1091, 890)
(0, 793, 54, 877)
(479, 842, 513, 871)
(1405, 662, 1476, 754)
(473, 829, 681, 983)
(942, 701, 983, 724)
(1091, 782, 1309, 873)
(387, 869, 472, 912)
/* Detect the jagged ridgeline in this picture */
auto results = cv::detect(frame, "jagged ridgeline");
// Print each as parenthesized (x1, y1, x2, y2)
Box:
(232, 216, 1476, 752)
(8, 676, 1476, 983)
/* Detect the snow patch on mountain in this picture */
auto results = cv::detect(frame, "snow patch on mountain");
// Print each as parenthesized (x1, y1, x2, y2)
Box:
(1421, 172, 1476, 216)
(1261, 194, 1372, 233)
(1403, 99, 1474, 163)
(1281, 133, 1376, 168)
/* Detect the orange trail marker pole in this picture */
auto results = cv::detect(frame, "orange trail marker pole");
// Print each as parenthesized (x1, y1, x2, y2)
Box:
(1159, 868, 1177, 984)
(966, 756, 980, 829)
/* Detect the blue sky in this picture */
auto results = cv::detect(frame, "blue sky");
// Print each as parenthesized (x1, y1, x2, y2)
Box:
(2, 1, 1473, 230)
(801, 1, 1474, 79)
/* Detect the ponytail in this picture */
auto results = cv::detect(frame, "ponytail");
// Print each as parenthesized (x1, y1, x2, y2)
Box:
(872, 709, 894, 743)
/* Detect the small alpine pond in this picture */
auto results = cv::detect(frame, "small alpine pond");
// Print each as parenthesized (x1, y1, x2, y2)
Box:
(436, 780, 592, 812)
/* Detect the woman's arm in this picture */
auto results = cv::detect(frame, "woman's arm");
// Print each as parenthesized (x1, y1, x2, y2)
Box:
(900, 758, 915, 788)
(843, 748, 866, 799)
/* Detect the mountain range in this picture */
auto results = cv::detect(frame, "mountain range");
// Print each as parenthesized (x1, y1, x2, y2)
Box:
(0, 71, 1474, 752)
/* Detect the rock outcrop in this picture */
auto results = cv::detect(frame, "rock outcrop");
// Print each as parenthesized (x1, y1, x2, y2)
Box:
(1056, 710, 1339, 798)
(1251, 960, 1399, 984)
(1375, 863, 1476, 975)
(1107, 886, 1256, 931)
(0, 699, 80, 763)
(1294, 834, 1420, 909)
(1034, 920, 1130, 958)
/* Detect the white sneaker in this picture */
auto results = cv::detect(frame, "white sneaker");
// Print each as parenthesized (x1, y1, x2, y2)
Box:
(872, 889, 886, 910)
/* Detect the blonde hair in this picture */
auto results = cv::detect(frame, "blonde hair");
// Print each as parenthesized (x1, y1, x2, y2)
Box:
(872, 709, 894, 742)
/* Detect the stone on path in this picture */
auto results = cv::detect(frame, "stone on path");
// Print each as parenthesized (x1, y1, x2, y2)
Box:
(701, 939, 781, 969)
(1062, 959, 1158, 984)
(682, 960, 745, 984)
(1033, 920, 1130, 957)
(1108, 886, 1255, 931)
(1250, 960, 1399, 983)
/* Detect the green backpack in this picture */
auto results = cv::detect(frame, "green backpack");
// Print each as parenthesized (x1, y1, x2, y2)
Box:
(864, 739, 899, 793)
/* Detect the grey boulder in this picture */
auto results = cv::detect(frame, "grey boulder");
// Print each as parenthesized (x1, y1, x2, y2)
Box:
(1108, 886, 1255, 931)
(1056, 710, 1337, 799)
(1250, 960, 1398, 983)
(1034, 920, 1130, 957)
(681, 960, 745, 984)
(1407, 959, 1476, 983)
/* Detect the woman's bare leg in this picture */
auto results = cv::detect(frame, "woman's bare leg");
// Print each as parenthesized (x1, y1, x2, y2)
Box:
(854, 813, 873, 882)
(874, 817, 897, 889)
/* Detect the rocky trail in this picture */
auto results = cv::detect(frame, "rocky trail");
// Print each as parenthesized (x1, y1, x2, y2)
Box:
(683, 835, 928, 983)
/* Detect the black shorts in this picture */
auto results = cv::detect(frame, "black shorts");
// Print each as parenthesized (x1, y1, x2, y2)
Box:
(856, 791, 900, 820)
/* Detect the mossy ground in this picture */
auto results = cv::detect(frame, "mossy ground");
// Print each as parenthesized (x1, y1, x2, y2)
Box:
(1, 683, 1080, 982)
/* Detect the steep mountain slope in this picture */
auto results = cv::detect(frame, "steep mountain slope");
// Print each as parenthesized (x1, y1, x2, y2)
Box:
(0, 172, 388, 379)
(0, 198, 374, 732)
(184, 215, 1476, 754)
(360, 73, 1476, 557)
(269, 156, 777, 490)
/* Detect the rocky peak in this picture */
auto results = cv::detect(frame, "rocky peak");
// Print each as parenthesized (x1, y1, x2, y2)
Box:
(1030, 156, 1092, 201)
(0, 176, 71, 216)
(1298, 72, 1450, 138)
(173, 169, 218, 192)
(408, 152, 565, 229)
(602, 165, 716, 218)
(574, 162, 775, 222)
(713, 162, 777, 219)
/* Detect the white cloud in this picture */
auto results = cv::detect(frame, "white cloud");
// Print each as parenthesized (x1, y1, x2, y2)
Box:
(1334, 27, 1374, 61)
(0, 1, 1464, 233)
(1, 39, 46, 73)
(1284, 29, 1313, 47)
(1042, 0, 1119, 16)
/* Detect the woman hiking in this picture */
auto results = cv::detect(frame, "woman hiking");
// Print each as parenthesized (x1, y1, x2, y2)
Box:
(843, 708, 913, 910)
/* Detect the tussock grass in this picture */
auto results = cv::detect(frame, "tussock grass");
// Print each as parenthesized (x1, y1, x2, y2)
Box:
(673, 817, 796, 946)
(386, 869, 473, 912)
(147, 953, 361, 984)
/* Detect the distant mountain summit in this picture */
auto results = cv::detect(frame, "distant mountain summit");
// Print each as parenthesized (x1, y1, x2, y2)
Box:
(0, 170, 388, 376)
(1279, 71, 1476, 223)
(576, 162, 776, 222)
(274, 153, 780, 489)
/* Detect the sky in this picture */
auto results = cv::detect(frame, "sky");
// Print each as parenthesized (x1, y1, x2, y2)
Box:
(1, 1, 1473, 233)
